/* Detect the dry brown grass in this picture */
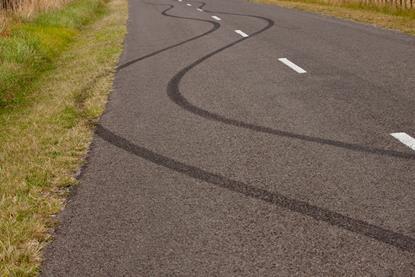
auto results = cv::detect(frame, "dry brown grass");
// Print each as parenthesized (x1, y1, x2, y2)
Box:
(1, 0, 71, 17)
(302, 0, 415, 9)
(254, 0, 415, 35)
(1, 0, 72, 33)
(0, 11, 9, 33)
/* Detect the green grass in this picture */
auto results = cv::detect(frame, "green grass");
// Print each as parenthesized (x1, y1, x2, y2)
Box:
(254, 0, 415, 35)
(0, 0, 106, 108)
(0, 0, 128, 274)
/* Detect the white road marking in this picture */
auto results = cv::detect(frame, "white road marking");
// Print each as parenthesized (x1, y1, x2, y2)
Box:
(186, 3, 192, 6)
(391, 132, 415, 151)
(211, 16, 221, 20)
(178, 0, 182, 2)
(235, 30, 248, 37)
(197, 8, 203, 11)
(278, 58, 307, 74)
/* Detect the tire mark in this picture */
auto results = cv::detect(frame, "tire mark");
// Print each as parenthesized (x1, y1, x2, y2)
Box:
(96, 124, 415, 253)
(117, 3, 220, 71)
(164, 2, 415, 160)
(102, 0, 415, 253)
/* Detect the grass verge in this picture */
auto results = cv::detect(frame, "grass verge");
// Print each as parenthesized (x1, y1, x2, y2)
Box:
(252, 0, 415, 35)
(0, 0, 128, 274)
(0, 0, 105, 107)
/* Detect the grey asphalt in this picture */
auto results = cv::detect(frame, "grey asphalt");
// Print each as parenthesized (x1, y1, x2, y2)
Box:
(41, 0, 415, 275)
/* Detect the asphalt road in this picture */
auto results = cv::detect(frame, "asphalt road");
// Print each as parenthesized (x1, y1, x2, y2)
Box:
(41, 0, 415, 275)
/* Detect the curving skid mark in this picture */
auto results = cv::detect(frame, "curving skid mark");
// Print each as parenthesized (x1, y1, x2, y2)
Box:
(117, 3, 220, 71)
(106, 0, 415, 251)
(96, 125, 415, 253)
(161, 2, 414, 160)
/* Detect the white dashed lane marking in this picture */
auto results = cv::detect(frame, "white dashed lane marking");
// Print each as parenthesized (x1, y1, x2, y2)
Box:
(278, 58, 307, 74)
(391, 132, 415, 151)
(235, 30, 248, 37)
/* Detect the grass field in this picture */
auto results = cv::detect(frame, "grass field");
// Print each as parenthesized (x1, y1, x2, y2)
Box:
(253, 0, 415, 35)
(1, 0, 73, 34)
(0, 0, 128, 274)
(0, 0, 106, 107)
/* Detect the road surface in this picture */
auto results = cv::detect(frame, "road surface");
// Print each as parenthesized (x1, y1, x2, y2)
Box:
(41, 0, 415, 275)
